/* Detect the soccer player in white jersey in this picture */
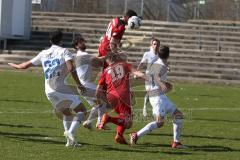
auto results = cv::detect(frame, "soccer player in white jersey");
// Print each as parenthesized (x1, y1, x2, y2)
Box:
(8, 30, 87, 147)
(130, 46, 187, 149)
(137, 38, 160, 117)
(72, 36, 109, 129)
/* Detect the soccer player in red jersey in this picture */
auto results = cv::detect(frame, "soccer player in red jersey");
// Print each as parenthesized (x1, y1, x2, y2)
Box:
(96, 52, 143, 144)
(98, 9, 138, 68)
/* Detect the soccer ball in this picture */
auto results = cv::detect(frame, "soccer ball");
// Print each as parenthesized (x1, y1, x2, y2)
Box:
(128, 16, 142, 29)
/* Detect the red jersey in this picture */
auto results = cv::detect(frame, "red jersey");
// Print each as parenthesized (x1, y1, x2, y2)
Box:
(98, 61, 132, 107)
(98, 17, 126, 57)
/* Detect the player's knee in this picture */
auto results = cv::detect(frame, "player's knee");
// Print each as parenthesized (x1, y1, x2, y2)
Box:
(74, 112, 85, 122)
(74, 102, 87, 113)
(123, 114, 133, 129)
(156, 121, 164, 128)
(172, 110, 183, 125)
(124, 121, 133, 129)
(173, 110, 183, 119)
(62, 108, 72, 116)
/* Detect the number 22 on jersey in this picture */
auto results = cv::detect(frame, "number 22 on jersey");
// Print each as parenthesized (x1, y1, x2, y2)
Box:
(44, 58, 60, 79)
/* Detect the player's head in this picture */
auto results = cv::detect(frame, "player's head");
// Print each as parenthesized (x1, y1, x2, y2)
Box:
(158, 46, 169, 60)
(107, 51, 127, 63)
(72, 36, 87, 51)
(50, 29, 63, 45)
(125, 9, 137, 19)
(151, 38, 160, 52)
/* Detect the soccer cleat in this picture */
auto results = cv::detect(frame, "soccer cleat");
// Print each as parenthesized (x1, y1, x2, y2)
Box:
(64, 131, 76, 144)
(171, 142, 188, 149)
(64, 131, 73, 147)
(97, 114, 110, 130)
(65, 138, 73, 147)
(115, 134, 128, 145)
(129, 132, 138, 146)
(72, 142, 82, 147)
(83, 121, 92, 130)
(96, 124, 111, 130)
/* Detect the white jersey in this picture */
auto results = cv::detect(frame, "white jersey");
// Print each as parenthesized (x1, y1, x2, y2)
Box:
(75, 50, 98, 106)
(30, 45, 73, 94)
(147, 58, 168, 93)
(140, 48, 158, 74)
(148, 58, 175, 117)
(75, 50, 94, 85)
(140, 48, 158, 90)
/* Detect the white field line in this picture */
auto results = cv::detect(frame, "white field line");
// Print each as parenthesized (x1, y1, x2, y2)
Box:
(0, 107, 240, 114)
(134, 108, 240, 111)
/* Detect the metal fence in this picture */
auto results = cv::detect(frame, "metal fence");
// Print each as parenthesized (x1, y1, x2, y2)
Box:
(32, 0, 240, 22)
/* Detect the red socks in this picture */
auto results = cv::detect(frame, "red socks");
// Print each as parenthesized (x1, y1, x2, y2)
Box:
(116, 125, 125, 136)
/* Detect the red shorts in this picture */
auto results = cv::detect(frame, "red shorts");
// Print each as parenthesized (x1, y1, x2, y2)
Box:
(107, 93, 132, 116)
(107, 93, 133, 126)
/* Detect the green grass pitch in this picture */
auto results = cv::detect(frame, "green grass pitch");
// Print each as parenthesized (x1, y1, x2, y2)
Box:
(0, 70, 240, 160)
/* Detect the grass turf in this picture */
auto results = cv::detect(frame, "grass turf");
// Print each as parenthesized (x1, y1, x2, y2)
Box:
(0, 70, 240, 160)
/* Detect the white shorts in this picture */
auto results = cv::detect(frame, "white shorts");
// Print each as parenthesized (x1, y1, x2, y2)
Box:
(149, 94, 176, 117)
(145, 81, 151, 91)
(46, 91, 81, 110)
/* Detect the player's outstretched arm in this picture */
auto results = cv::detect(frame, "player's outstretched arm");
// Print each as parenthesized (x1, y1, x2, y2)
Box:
(66, 59, 86, 94)
(91, 56, 108, 68)
(136, 62, 146, 71)
(131, 66, 147, 81)
(8, 61, 33, 69)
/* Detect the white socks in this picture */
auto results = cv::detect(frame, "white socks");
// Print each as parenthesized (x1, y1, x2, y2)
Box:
(137, 121, 159, 138)
(136, 118, 183, 143)
(86, 106, 98, 123)
(68, 112, 85, 134)
(143, 94, 149, 110)
(63, 115, 72, 131)
(173, 119, 182, 142)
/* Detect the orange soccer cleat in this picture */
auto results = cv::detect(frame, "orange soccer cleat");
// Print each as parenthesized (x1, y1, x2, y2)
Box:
(171, 142, 188, 149)
(96, 114, 110, 130)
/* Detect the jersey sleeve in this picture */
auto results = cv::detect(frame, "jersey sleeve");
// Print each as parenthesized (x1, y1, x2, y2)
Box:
(124, 63, 133, 74)
(30, 52, 42, 65)
(140, 52, 147, 63)
(112, 18, 125, 40)
(63, 49, 73, 62)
